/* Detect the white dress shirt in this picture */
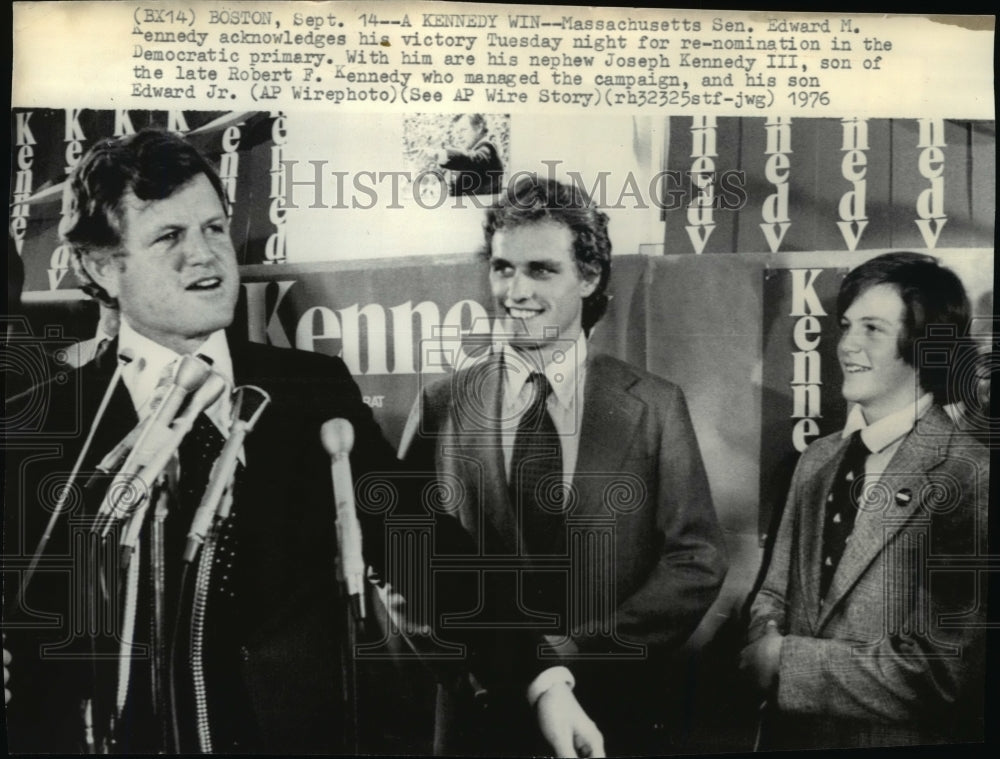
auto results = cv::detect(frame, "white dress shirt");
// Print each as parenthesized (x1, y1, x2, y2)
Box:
(497, 334, 588, 704)
(116, 321, 235, 435)
(499, 332, 588, 486)
(64, 325, 116, 368)
(842, 392, 934, 481)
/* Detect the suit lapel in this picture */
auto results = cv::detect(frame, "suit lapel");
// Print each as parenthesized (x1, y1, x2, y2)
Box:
(451, 353, 643, 549)
(82, 341, 139, 471)
(817, 406, 951, 630)
(574, 356, 644, 517)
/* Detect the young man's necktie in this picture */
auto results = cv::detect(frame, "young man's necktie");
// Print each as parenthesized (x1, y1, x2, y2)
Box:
(819, 431, 869, 601)
(509, 373, 565, 554)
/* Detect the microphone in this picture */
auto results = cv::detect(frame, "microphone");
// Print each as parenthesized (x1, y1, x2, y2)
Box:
(111, 372, 228, 544)
(84, 407, 154, 488)
(127, 356, 214, 472)
(182, 385, 271, 563)
(89, 423, 143, 482)
(320, 419, 366, 621)
(85, 357, 178, 482)
(93, 355, 211, 532)
(118, 372, 228, 563)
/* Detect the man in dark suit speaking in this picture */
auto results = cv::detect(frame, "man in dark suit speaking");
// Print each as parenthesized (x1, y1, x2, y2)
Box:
(742, 252, 988, 749)
(433, 113, 504, 197)
(2, 130, 603, 755)
(400, 176, 727, 755)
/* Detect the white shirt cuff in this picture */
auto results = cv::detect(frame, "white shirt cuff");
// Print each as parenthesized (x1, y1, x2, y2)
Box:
(525, 666, 575, 707)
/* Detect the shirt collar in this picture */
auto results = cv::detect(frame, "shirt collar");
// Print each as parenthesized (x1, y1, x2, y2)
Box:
(842, 392, 934, 454)
(117, 321, 234, 419)
(500, 332, 587, 411)
(95, 324, 117, 345)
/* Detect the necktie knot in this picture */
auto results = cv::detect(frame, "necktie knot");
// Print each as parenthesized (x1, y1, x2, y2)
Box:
(847, 429, 868, 456)
(842, 430, 870, 479)
(529, 371, 552, 400)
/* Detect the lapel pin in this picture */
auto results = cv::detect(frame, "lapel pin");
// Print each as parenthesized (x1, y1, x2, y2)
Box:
(895, 489, 912, 507)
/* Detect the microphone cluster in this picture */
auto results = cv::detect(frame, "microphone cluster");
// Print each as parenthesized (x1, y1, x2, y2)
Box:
(85, 355, 271, 570)
(92, 355, 215, 539)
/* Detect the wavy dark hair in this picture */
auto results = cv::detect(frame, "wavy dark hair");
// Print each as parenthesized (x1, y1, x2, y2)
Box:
(59, 128, 227, 307)
(837, 251, 975, 405)
(483, 174, 612, 333)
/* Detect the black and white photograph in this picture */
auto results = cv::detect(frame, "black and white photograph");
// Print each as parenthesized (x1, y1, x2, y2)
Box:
(4, 2, 995, 756)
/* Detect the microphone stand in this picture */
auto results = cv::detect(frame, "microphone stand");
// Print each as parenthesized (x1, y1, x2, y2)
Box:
(150, 477, 173, 751)
(183, 386, 270, 753)
(320, 419, 366, 755)
(340, 583, 360, 756)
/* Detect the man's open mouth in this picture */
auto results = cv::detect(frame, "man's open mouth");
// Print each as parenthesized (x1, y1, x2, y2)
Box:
(186, 277, 222, 291)
(507, 306, 543, 320)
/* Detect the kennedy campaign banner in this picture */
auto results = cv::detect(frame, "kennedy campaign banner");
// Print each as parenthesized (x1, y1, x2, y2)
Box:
(10, 108, 285, 293)
(759, 266, 847, 540)
(663, 117, 995, 255)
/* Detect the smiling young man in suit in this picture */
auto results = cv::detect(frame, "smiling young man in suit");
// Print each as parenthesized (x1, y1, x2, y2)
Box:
(743, 252, 988, 749)
(2, 130, 603, 756)
(399, 175, 727, 755)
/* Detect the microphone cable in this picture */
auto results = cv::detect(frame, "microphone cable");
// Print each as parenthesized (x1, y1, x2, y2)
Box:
(167, 561, 191, 754)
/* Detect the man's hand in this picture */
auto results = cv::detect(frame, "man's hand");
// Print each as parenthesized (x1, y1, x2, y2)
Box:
(535, 682, 605, 758)
(425, 149, 447, 165)
(739, 619, 784, 694)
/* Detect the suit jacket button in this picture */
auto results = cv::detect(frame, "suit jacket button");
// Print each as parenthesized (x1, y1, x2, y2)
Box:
(239, 645, 250, 662)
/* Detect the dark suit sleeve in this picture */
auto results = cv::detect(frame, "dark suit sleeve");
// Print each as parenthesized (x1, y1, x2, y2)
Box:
(3, 376, 93, 753)
(440, 142, 499, 172)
